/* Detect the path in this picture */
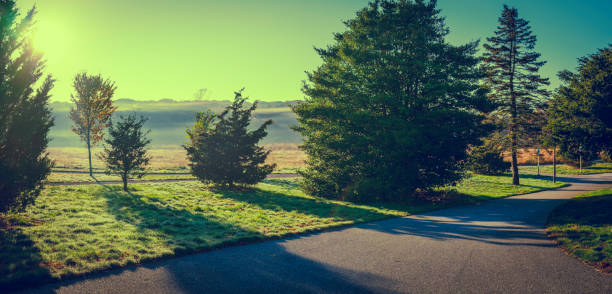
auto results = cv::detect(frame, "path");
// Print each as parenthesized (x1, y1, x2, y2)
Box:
(19, 174, 612, 293)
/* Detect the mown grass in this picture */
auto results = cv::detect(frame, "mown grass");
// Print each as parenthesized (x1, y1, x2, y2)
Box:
(1, 174, 566, 290)
(520, 162, 612, 175)
(450, 174, 568, 199)
(45, 171, 196, 183)
(547, 188, 612, 274)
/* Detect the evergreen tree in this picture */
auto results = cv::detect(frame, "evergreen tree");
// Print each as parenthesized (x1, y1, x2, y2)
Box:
(99, 114, 151, 191)
(69, 73, 117, 176)
(482, 5, 550, 185)
(0, 2, 55, 213)
(293, 0, 491, 202)
(546, 45, 612, 165)
(184, 90, 275, 188)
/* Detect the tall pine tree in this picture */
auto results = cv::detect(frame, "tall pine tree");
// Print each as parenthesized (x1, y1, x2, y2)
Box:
(184, 90, 275, 188)
(0, 2, 55, 213)
(482, 5, 549, 185)
(293, 0, 491, 202)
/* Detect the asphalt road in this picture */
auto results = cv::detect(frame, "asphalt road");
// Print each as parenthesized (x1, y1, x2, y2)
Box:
(18, 173, 612, 294)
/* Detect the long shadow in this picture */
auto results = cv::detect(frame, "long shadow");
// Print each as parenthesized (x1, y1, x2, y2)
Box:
(215, 186, 392, 222)
(518, 172, 612, 184)
(359, 197, 574, 247)
(0, 228, 52, 292)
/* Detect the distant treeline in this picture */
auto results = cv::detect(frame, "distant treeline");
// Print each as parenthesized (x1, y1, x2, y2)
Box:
(49, 99, 302, 147)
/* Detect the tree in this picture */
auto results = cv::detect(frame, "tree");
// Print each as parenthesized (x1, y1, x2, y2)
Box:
(546, 45, 612, 166)
(482, 5, 550, 185)
(184, 90, 275, 188)
(69, 73, 117, 176)
(98, 114, 151, 191)
(292, 0, 491, 203)
(0, 2, 55, 213)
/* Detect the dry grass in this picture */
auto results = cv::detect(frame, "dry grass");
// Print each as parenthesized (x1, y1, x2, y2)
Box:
(47, 144, 305, 172)
(503, 148, 558, 165)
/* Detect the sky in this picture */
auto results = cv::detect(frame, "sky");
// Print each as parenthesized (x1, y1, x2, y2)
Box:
(17, 0, 612, 102)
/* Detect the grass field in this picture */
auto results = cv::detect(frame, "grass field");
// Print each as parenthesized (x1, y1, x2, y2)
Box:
(547, 188, 612, 274)
(520, 162, 612, 175)
(47, 145, 306, 174)
(0, 173, 567, 289)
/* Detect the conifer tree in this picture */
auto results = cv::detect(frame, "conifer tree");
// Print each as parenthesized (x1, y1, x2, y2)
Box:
(482, 5, 550, 185)
(184, 90, 275, 188)
(0, 2, 55, 213)
(293, 0, 491, 202)
(546, 45, 612, 165)
(99, 114, 151, 191)
(69, 73, 117, 176)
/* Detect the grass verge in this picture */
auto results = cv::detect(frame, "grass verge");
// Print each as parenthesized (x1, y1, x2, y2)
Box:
(520, 162, 612, 175)
(1, 174, 565, 290)
(547, 188, 612, 274)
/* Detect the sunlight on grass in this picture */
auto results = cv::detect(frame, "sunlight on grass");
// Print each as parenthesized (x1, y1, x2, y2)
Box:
(1, 174, 566, 288)
(520, 162, 612, 175)
(547, 188, 612, 274)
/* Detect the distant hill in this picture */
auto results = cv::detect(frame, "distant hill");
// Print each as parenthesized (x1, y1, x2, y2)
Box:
(49, 99, 302, 147)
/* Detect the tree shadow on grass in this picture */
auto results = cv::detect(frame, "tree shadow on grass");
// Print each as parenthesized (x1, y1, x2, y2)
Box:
(215, 186, 394, 222)
(0, 228, 52, 292)
(96, 185, 265, 255)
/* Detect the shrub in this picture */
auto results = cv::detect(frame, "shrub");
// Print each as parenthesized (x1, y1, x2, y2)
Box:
(467, 145, 510, 175)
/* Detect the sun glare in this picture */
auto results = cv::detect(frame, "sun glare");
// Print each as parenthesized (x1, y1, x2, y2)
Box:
(31, 20, 70, 60)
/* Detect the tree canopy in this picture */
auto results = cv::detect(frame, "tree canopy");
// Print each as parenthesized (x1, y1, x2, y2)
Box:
(0, 2, 55, 213)
(546, 45, 612, 165)
(293, 0, 491, 202)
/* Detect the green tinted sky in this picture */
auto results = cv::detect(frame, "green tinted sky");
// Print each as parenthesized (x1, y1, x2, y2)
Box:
(17, 0, 612, 102)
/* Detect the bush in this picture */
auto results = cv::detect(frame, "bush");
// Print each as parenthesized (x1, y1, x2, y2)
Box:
(466, 145, 510, 175)
(184, 90, 275, 188)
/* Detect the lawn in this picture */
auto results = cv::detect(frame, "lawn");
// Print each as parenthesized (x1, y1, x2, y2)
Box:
(520, 162, 612, 175)
(1, 174, 566, 290)
(547, 188, 612, 274)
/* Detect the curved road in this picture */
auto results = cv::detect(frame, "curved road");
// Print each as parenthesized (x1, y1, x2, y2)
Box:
(19, 174, 612, 294)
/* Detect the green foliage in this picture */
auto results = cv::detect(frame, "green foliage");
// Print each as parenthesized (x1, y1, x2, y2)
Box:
(466, 145, 510, 175)
(185, 90, 275, 188)
(293, 0, 490, 202)
(545, 45, 612, 166)
(69, 72, 117, 175)
(0, 2, 55, 213)
(482, 5, 550, 185)
(98, 114, 152, 191)
(547, 188, 612, 273)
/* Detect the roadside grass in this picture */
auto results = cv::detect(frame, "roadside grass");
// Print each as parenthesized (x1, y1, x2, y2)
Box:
(450, 174, 568, 200)
(547, 188, 612, 274)
(1, 174, 566, 289)
(520, 162, 612, 175)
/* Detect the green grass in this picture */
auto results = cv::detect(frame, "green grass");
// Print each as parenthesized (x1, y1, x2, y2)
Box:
(1, 174, 566, 289)
(520, 162, 612, 175)
(450, 174, 568, 199)
(547, 188, 612, 274)
(46, 171, 196, 183)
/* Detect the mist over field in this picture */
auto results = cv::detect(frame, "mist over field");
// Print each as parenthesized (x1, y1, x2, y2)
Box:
(49, 99, 302, 147)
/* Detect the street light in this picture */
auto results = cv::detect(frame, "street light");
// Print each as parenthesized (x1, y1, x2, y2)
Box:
(536, 147, 540, 176)
(579, 145, 583, 175)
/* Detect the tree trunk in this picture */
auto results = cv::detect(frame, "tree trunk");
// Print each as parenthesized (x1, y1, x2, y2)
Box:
(510, 129, 519, 185)
(122, 173, 128, 192)
(87, 129, 92, 177)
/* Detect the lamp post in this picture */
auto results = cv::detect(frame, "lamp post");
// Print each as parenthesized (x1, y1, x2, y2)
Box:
(579, 145, 583, 175)
(536, 148, 540, 176)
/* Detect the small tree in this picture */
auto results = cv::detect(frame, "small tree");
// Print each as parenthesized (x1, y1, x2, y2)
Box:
(546, 45, 612, 166)
(482, 5, 550, 185)
(99, 114, 151, 191)
(184, 90, 275, 188)
(70, 73, 117, 176)
(0, 2, 55, 213)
